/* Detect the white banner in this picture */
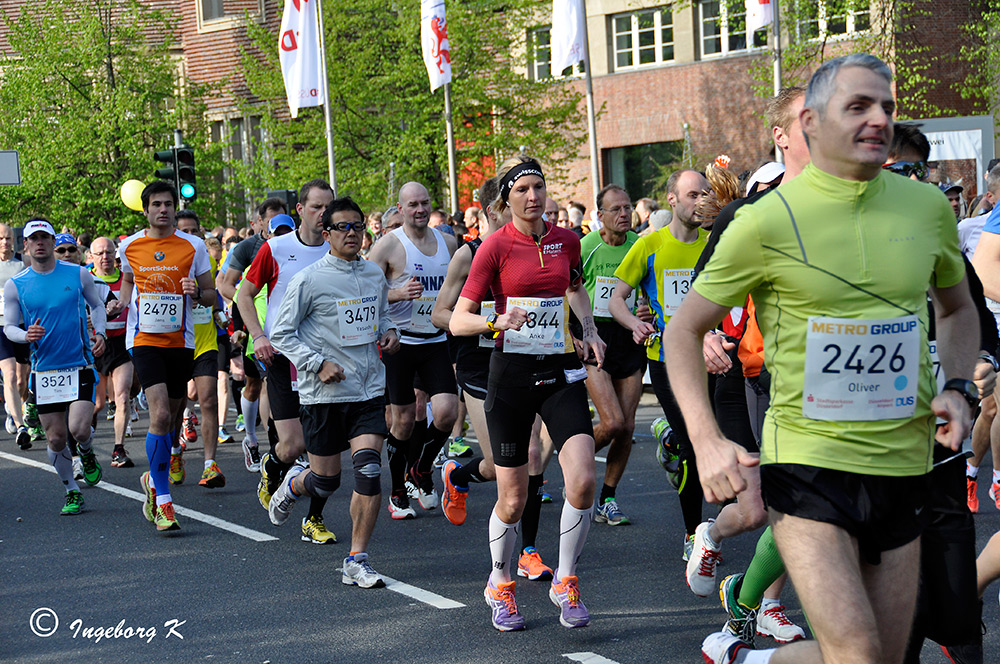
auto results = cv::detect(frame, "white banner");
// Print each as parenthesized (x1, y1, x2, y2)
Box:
(927, 129, 983, 192)
(746, 0, 773, 33)
(279, 0, 324, 119)
(551, 0, 585, 75)
(421, 0, 452, 92)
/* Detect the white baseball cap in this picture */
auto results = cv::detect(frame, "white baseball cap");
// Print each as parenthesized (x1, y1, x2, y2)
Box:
(23, 219, 56, 238)
(746, 162, 786, 196)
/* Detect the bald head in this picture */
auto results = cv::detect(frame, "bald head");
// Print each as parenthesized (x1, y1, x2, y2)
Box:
(398, 182, 431, 229)
(91, 236, 117, 274)
(0, 223, 12, 261)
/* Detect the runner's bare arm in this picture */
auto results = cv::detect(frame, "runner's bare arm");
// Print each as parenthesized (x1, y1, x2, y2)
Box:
(609, 279, 656, 345)
(431, 245, 472, 331)
(567, 281, 605, 369)
(930, 274, 979, 449)
(450, 296, 525, 337)
(972, 231, 1000, 301)
(663, 290, 759, 503)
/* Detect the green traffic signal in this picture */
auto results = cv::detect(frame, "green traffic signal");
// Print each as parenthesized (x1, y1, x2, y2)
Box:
(175, 147, 196, 202)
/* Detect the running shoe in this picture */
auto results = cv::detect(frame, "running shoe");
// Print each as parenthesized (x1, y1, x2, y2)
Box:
(190, 412, 200, 427)
(756, 604, 805, 643)
(136, 392, 148, 412)
(140, 471, 156, 522)
(594, 498, 630, 526)
(23, 401, 39, 427)
(701, 631, 752, 664)
(218, 426, 234, 445)
(342, 552, 384, 588)
(111, 447, 134, 468)
(243, 437, 262, 472)
(990, 482, 1000, 511)
(106, 401, 116, 421)
(687, 520, 722, 597)
(682, 533, 695, 562)
(968, 476, 979, 513)
(28, 422, 44, 442)
(433, 448, 447, 469)
(257, 453, 273, 510)
(720, 573, 758, 645)
(405, 468, 438, 510)
(15, 426, 31, 450)
(125, 424, 133, 438)
(154, 501, 180, 531)
(169, 452, 185, 484)
(301, 515, 337, 544)
(387, 492, 416, 520)
(199, 462, 226, 488)
(73, 456, 84, 481)
(517, 547, 553, 581)
(234, 413, 246, 433)
(79, 448, 102, 486)
(61, 490, 84, 515)
(540, 480, 553, 503)
(447, 436, 473, 458)
(268, 465, 303, 526)
(484, 576, 526, 631)
(5, 414, 16, 434)
(182, 416, 197, 443)
(549, 572, 590, 628)
(441, 459, 468, 526)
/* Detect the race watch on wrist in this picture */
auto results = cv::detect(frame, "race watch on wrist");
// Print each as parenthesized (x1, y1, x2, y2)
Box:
(485, 313, 499, 332)
(943, 378, 979, 410)
(978, 352, 1000, 372)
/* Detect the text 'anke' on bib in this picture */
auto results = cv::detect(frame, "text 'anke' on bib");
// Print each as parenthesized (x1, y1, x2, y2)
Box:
(503, 297, 566, 355)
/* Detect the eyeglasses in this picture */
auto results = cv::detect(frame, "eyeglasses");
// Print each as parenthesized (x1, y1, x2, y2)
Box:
(54, 246, 78, 254)
(92, 250, 115, 255)
(326, 221, 364, 233)
(883, 161, 928, 181)
(600, 205, 633, 216)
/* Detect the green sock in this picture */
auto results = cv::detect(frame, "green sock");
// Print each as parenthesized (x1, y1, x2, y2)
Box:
(737, 526, 785, 608)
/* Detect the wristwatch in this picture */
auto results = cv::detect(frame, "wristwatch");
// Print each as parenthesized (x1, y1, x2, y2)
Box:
(942, 378, 979, 410)
(978, 352, 999, 372)
(485, 313, 499, 332)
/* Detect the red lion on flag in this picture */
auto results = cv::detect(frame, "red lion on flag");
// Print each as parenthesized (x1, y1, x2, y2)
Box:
(430, 16, 451, 73)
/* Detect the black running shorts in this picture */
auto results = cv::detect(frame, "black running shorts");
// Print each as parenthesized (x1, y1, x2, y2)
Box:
(761, 462, 930, 565)
(131, 346, 194, 400)
(94, 335, 131, 376)
(594, 320, 646, 380)
(266, 353, 300, 421)
(485, 352, 593, 468)
(382, 340, 457, 405)
(300, 397, 388, 457)
(192, 350, 219, 379)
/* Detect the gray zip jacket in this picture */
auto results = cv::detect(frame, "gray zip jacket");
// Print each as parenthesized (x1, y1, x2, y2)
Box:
(270, 252, 396, 405)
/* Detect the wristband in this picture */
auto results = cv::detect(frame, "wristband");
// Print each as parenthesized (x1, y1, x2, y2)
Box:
(253, 334, 267, 344)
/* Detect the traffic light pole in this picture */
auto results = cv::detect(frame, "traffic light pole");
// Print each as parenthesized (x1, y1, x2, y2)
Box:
(174, 129, 186, 208)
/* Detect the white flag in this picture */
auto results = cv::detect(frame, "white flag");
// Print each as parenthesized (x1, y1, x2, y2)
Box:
(746, 0, 773, 33)
(551, 0, 585, 75)
(278, 0, 324, 119)
(421, 0, 452, 92)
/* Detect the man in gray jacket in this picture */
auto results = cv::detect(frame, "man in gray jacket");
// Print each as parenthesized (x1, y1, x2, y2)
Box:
(268, 197, 401, 588)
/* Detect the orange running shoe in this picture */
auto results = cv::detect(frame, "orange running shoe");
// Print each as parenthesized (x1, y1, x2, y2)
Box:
(441, 460, 467, 526)
(517, 547, 553, 581)
(967, 477, 979, 513)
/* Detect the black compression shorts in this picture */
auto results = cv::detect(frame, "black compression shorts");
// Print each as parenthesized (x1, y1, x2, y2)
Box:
(130, 346, 194, 400)
(485, 352, 593, 467)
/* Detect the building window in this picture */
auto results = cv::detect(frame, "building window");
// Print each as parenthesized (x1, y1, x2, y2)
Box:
(612, 6, 674, 70)
(700, 0, 767, 57)
(202, 0, 225, 21)
(796, 0, 870, 40)
(528, 26, 585, 80)
(603, 141, 684, 204)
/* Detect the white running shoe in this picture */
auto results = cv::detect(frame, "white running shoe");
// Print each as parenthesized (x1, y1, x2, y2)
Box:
(756, 604, 806, 643)
(73, 456, 84, 481)
(242, 437, 262, 472)
(702, 631, 753, 664)
(5, 414, 16, 435)
(342, 552, 385, 588)
(268, 465, 303, 526)
(387, 494, 416, 520)
(686, 520, 722, 597)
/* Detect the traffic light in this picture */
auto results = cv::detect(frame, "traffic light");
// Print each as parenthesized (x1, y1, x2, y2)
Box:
(153, 148, 177, 183)
(175, 147, 197, 202)
(267, 189, 300, 224)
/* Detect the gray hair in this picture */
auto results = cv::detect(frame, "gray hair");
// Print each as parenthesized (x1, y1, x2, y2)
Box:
(804, 54, 893, 116)
(381, 206, 399, 224)
(988, 164, 1000, 196)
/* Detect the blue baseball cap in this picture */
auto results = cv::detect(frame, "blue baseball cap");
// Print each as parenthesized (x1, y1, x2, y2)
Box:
(268, 214, 295, 234)
(54, 233, 76, 247)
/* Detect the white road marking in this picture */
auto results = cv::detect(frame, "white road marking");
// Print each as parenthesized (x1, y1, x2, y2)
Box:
(563, 653, 620, 664)
(0, 450, 278, 542)
(381, 575, 465, 609)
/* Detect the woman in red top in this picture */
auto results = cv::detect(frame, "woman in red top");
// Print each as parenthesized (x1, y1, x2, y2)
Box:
(451, 155, 605, 632)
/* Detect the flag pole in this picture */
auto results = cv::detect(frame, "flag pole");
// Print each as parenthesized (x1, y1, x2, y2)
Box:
(443, 82, 459, 213)
(772, 0, 783, 162)
(580, 0, 600, 211)
(315, 0, 337, 194)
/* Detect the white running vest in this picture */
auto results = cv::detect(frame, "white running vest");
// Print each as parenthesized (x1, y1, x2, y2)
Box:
(387, 226, 450, 345)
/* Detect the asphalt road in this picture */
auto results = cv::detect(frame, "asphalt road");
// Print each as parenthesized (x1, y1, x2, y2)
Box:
(2, 392, 998, 663)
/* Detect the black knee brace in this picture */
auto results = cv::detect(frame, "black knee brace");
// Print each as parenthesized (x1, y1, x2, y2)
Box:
(303, 471, 341, 498)
(353, 448, 382, 496)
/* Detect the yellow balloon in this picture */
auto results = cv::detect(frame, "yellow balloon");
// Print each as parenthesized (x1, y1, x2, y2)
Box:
(120, 179, 146, 212)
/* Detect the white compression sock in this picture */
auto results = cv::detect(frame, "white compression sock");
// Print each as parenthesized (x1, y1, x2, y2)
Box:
(488, 508, 520, 585)
(49, 446, 79, 492)
(557, 501, 593, 579)
(241, 394, 259, 442)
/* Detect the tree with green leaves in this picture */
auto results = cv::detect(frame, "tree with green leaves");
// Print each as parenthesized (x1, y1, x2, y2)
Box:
(235, 0, 588, 212)
(0, 0, 226, 237)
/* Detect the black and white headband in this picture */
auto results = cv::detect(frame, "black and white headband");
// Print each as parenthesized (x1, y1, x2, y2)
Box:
(499, 164, 545, 203)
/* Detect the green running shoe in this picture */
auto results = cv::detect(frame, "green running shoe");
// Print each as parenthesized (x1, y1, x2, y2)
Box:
(79, 448, 102, 486)
(720, 573, 758, 646)
(61, 490, 84, 515)
(447, 436, 473, 457)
